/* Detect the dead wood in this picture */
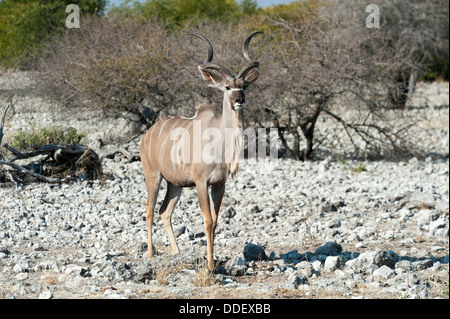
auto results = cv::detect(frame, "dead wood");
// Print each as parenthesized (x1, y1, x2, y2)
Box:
(99, 146, 140, 162)
(0, 143, 102, 185)
(0, 159, 75, 183)
(0, 102, 12, 155)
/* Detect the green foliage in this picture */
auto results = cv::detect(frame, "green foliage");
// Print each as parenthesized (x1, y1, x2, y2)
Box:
(112, 0, 261, 26)
(352, 163, 367, 173)
(0, 0, 106, 69)
(419, 56, 449, 82)
(239, 0, 259, 16)
(339, 157, 367, 173)
(9, 122, 87, 151)
(260, 0, 319, 20)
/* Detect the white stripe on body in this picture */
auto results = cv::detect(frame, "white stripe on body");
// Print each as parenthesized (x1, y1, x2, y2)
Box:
(158, 118, 185, 168)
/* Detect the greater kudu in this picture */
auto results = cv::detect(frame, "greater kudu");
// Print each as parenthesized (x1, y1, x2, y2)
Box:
(140, 32, 261, 271)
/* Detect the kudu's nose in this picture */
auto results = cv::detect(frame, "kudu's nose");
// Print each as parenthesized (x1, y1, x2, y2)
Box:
(235, 97, 245, 105)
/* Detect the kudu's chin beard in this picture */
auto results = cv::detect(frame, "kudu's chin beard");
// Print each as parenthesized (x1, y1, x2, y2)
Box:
(233, 103, 245, 114)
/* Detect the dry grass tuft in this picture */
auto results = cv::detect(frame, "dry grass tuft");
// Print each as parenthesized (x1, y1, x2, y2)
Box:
(191, 260, 219, 287)
(155, 258, 191, 286)
(40, 271, 61, 285)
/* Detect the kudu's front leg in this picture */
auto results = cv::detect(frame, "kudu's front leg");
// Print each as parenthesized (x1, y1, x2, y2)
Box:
(210, 183, 225, 251)
(196, 182, 215, 271)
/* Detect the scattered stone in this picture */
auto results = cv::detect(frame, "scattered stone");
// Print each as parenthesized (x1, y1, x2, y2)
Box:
(0, 79, 448, 299)
(314, 242, 343, 256)
(413, 259, 433, 270)
(173, 225, 186, 238)
(373, 265, 396, 279)
(243, 243, 267, 261)
(286, 274, 308, 289)
(346, 250, 398, 273)
(297, 261, 314, 278)
(39, 291, 54, 299)
(15, 273, 28, 281)
(324, 256, 344, 272)
(327, 219, 342, 229)
(395, 260, 413, 271)
(224, 256, 246, 276)
(103, 289, 127, 299)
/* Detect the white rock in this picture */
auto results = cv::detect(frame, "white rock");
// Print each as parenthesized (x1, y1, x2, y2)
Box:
(39, 291, 54, 299)
(324, 256, 343, 272)
(373, 265, 396, 280)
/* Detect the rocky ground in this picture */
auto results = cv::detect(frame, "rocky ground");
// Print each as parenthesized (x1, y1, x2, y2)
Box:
(0, 71, 448, 299)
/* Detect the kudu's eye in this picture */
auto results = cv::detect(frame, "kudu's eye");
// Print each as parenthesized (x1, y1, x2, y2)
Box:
(225, 86, 231, 91)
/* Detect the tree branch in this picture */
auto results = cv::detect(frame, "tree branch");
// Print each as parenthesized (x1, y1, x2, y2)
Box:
(0, 102, 11, 148)
(0, 160, 75, 183)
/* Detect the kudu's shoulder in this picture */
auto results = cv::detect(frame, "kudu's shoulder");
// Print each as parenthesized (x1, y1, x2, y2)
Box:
(196, 104, 216, 115)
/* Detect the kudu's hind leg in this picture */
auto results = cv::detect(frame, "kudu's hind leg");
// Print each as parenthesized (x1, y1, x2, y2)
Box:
(159, 182, 182, 254)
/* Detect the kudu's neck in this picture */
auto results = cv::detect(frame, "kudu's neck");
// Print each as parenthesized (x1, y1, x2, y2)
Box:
(219, 93, 243, 178)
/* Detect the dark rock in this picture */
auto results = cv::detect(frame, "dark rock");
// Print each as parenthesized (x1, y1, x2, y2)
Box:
(243, 243, 268, 261)
(314, 241, 343, 256)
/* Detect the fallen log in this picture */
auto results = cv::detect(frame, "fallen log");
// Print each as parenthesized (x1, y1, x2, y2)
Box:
(98, 146, 140, 162)
(5, 143, 87, 162)
(0, 159, 75, 183)
(0, 143, 102, 184)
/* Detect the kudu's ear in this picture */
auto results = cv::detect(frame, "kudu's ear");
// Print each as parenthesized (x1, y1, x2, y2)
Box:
(244, 68, 259, 84)
(198, 66, 226, 88)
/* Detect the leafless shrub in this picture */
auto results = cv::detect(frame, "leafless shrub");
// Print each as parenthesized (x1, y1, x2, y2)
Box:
(38, 15, 265, 121)
(38, 15, 189, 124)
(243, 0, 444, 160)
